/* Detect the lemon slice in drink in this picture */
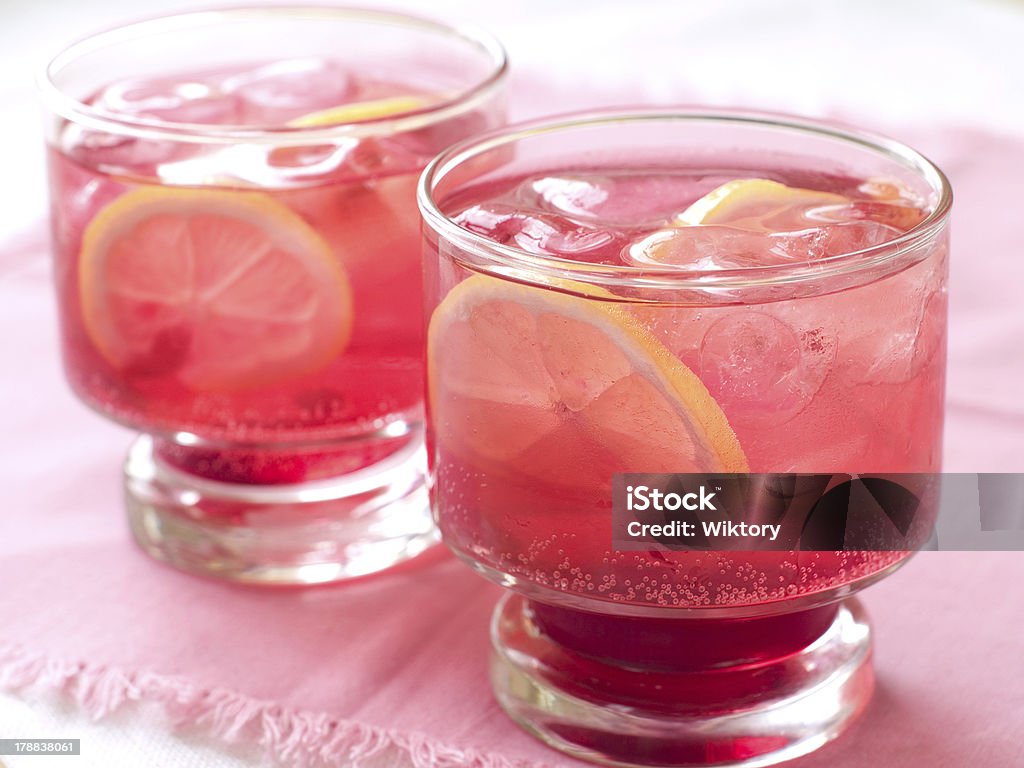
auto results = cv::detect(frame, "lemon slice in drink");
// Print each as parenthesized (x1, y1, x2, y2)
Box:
(79, 187, 353, 392)
(630, 179, 852, 267)
(676, 178, 846, 229)
(287, 95, 429, 127)
(428, 275, 747, 486)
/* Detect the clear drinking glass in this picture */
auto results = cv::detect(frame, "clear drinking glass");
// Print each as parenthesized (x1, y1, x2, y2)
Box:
(40, 7, 507, 584)
(419, 111, 950, 766)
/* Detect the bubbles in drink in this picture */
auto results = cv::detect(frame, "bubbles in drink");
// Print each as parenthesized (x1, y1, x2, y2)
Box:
(432, 165, 941, 611)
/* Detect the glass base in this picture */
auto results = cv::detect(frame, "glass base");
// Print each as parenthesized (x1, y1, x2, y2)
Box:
(491, 594, 873, 768)
(123, 434, 437, 585)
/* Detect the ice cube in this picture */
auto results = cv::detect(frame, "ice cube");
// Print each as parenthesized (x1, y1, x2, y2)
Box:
(772, 220, 903, 260)
(454, 203, 623, 260)
(817, 200, 927, 232)
(524, 176, 609, 220)
(92, 76, 240, 125)
(50, 156, 127, 255)
(156, 144, 268, 186)
(161, 138, 388, 188)
(226, 59, 353, 123)
(824, 229, 947, 387)
(845, 283, 947, 385)
(62, 124, 186, 175)
(627, 220, 903, 270)
(698, 311, 835, 427)
(339, 136, 431, 179)
(519, 173, 717, 228)
(626, 226, 782, 270)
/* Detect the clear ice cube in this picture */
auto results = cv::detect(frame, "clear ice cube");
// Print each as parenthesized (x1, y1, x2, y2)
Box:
(226, 59, 353, 122)
(839, 269, 947, 386)
(524, 176, 609, 220)
(519, 174, 716, 228)
(627, 220, 903, 270)
(92, 75, 240, 124)
(698, 311, 835, 427)
(454, 203, 622, 259)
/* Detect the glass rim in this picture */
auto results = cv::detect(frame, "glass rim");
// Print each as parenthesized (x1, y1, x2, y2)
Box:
(38, 4, 509, 145)
(417, 108, 953, 292)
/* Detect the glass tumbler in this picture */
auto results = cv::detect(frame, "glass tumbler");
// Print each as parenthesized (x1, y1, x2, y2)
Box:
(419, 111, 950, 766)
(40, 7, 507, 584)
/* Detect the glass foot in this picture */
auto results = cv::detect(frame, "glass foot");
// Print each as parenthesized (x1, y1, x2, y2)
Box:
(124, 434, 438, 585)
(491, 594, 873, 767)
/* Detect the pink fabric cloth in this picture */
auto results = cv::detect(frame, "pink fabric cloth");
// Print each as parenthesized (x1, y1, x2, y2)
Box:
(1, 123, 1022, 766)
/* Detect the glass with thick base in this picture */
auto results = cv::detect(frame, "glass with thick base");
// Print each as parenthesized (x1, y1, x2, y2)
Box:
(41, 7, 507, 584)
(419, 111, 950, 766)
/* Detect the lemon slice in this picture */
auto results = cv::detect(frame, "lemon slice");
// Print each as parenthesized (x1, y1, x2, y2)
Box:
(428, 275, 747, 486)
(287, 96, 429, 127)
(80, 187, 353, 392)
(676, 178, 846, 228)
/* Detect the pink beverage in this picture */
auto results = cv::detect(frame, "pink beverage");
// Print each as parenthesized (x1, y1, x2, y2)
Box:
(435, 170, 939, 592)
(420, 113, 950, 766)
(52, 67, 457, 480)
(42, 9, 506, 583)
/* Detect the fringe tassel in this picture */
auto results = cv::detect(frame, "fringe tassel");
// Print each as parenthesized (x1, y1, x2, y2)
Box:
(0, 645, 544, 768)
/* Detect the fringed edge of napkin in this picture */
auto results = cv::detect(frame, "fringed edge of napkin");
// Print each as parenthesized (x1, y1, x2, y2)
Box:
(0, 644, 545, 768)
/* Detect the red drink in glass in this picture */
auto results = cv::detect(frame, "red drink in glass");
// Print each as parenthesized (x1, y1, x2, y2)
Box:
(42, 8, 506, 583)
(53, 74, 437, 459)
(420, 111, 950, 766)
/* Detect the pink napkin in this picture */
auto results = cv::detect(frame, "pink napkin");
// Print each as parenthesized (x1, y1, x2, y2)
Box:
(1, 125, 1022, 767)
